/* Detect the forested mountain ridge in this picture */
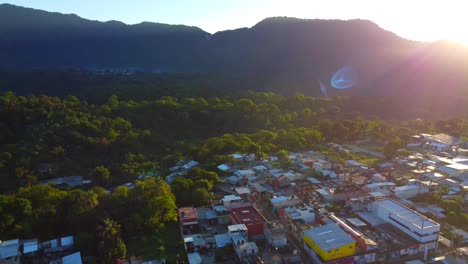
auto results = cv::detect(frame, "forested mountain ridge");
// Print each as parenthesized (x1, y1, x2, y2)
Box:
(1, 4, 468, 104)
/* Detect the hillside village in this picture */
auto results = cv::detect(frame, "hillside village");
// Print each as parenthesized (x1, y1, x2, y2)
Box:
(173, 133, 467, 264)
(1, 133, 467, 264)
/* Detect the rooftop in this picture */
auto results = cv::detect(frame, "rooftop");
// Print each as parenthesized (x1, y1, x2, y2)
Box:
(217, 164, 230, 171)
(346, 218, 367, 227)
(375, 199, 439, 230)
(222, 195, 242, 202)
(394, 184, 419, 191)
(234, 187, 251, 195)
(178, 206, 198, 220)
(0, 239, 19, 259)
(23, 239, 39, 254)
(365, 182, 396, 189)
(231, 205, 267, 226)
(62, 252, 83, 264)
(228, 224, 248, 233)
(307, 177, 321, 184)
(304, 224, 355, 251)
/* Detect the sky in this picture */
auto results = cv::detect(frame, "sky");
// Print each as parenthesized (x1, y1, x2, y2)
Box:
(2, 0, 468, 44)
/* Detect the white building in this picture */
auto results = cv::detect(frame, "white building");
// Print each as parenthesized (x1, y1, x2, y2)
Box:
(264, 221, 287, 248)
(368, 199, 440, 244)
(284, 205, 315, 224)
(228, 224, 258, 261)
(222, 195, 243, 210)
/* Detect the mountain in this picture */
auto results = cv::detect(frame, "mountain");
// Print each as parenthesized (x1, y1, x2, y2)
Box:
(1, 3, 468, 116)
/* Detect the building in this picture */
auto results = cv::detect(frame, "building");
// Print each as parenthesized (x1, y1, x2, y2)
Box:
(283, 205, 315, 224)
(350, 175, 367, 185)
(368, 199, 440, 245)
(264, 221, 287, 248)
(0, 239, 20, 264)
(270, 196, 302, 215)
(421, 133, 455, 152)
(364, 182, 395, 193)
(178, 207, 199, 234)
(222, 195, 243, 209)
(40, 176, 87, 187)
(393, 184, 428, 199)
(50, 252, 83, 264)
(303, 224, 356, 262)
(234, 170, 255, 178)
(437, 164, 468, 178)
(230, 205, 267, 239)
(228, 224, 258, 262)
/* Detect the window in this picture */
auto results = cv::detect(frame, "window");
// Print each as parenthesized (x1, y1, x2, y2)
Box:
(335, 249, 339, 252)
(349, 245, 353, 249)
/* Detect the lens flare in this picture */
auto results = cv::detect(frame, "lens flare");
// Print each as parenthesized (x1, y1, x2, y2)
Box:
(331, 66, 358, 89)
(319, 80, 328, 97)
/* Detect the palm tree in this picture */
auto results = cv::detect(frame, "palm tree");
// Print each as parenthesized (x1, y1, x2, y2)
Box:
(98, 218, 121, 239)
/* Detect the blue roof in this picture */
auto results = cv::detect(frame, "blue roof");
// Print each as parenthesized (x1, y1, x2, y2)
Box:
(270, 196, 288, 203)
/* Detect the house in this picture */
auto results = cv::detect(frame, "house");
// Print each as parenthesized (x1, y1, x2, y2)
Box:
(283, 205, 315, 224)
(217, 164, 230, 172)
(49, 252, 83, 264)
(422, 172, 444, 181)
(350, 175, 367, 185)
(40, 236, 74, 254)
(182, 160, 199, 170)
(264, 221, 287, 248)
(213, 205, 230, 225)
(234, 170, 255, 178)
(40, 176, 86, 187)
(439, 178, 460, 188)
(252, 165, 267, 173)
(22, 239, 39, 256)
(393, 184, 425, 199)
(214, 234, 231, 248)
(274, 175, 291, 188)
(307, 177, 321, 185)
(222, 195, 243, 210)
(226, 175, 242, 186)
(378, 162, 394, 172)
(315, 188, 334, 202)
(178, 207, 199, 234)
(0, 239, 20, 264)
(270, 196, 302, 215)
(187, 253, 202, 264)
(421, 133, 455, 152)
(230, 205, 268, 239)
(437, 164, 468, 178)
(303, 224, 356, 262)
(372, 173, 387, 183)
(234, 187, 251, 198)
(364, 182, 396, 192)
(322, 169, 337, 179)
(231, 235, 258, 261)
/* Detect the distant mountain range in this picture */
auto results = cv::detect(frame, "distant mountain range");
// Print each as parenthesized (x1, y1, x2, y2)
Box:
(1, 3, 468, 113)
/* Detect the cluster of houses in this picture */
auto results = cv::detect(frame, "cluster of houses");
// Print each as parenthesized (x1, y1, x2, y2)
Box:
(5, 133, 466, 263)
(0, 236, 81, 264)
(172, 133, 468, 264)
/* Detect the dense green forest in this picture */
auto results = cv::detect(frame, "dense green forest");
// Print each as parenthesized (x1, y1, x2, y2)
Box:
(1, 90, 468, 262)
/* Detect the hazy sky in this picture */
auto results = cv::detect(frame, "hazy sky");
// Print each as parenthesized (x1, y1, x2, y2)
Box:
(2, 0, 467, 43)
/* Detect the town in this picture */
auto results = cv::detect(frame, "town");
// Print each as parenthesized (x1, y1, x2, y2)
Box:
(1, 132, 467, 264)
(172, 133, 467, 264)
